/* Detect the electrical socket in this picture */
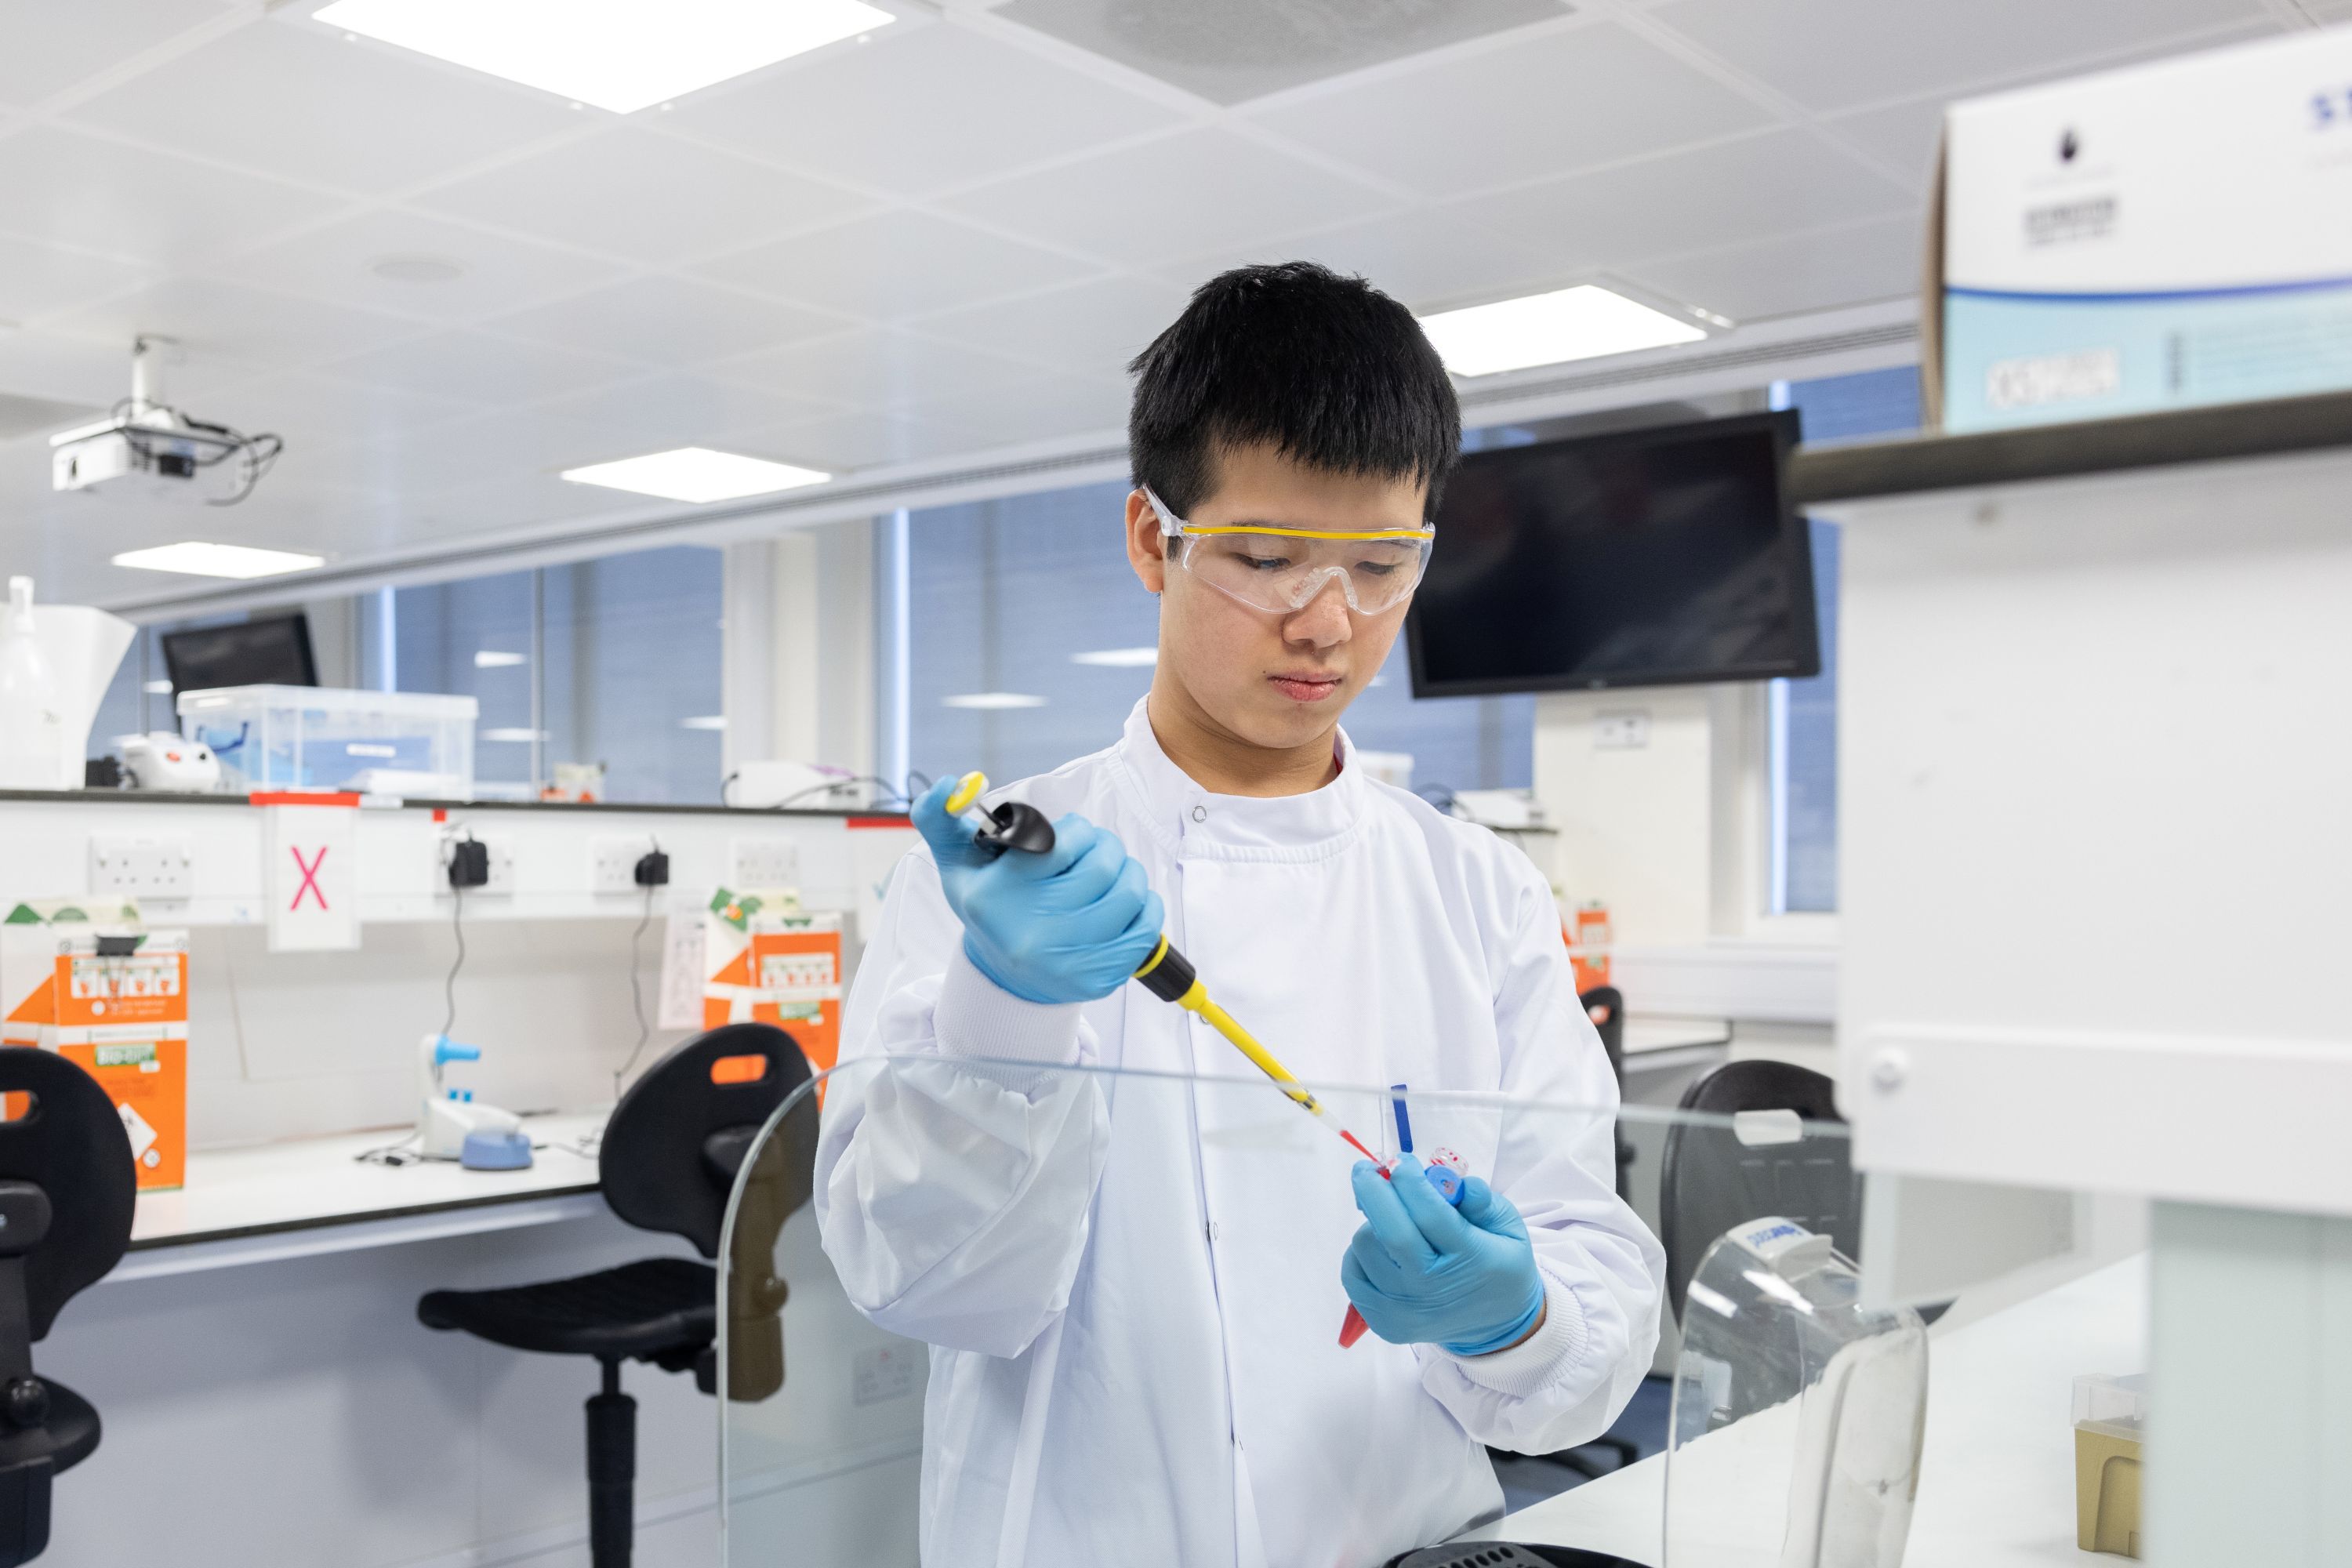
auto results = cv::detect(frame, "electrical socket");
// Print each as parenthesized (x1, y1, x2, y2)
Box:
(439, 832, 513, 895)
(590, 835, 659, 895)
(89, 835, 193, 899)
(1594, 710, 1651, 750)
(728, 837, 799, 889)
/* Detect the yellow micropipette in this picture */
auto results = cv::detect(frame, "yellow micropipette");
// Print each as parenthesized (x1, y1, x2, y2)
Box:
(945, 771, 1387, 1169)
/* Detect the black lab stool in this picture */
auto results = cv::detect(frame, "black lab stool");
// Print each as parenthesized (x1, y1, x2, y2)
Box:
(0, 1047, 136, 1566)
(418, 1024, 818, 1567)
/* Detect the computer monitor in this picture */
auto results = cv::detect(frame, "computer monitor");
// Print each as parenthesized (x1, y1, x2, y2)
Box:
(159, 613, 318, 694)
(1406, 410, 1820, 696)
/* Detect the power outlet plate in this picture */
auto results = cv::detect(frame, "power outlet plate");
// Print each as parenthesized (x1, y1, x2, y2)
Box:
(89, 835, 194, 899)
(590, 835, 659, 895)
(1594, 710, 1651, 750)
(728, 837, 799, 889)
(439, 833, 514, 895)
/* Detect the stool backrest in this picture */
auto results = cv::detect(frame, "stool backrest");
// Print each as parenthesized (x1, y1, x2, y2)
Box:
(0, 1049, 135, 1344)
(599, 1025, 812, 1258)
(1658, 1059, 1857, 1323)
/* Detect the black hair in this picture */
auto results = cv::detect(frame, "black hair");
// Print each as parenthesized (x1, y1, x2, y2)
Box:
(1127, 262, 1461, 521)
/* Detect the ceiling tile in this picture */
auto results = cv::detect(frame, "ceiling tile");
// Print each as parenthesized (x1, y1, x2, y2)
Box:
(1624, 214, 1923, 323)
(1248, 22, 1773, 198)
(212, 372, 476, 457)
(942, 128, 1394, 266)
(323, 329, 642, 407)
(0, 125, 339, 265)
(919, 273, 1187, 379)
(715, 329, 1038, 410)
(65, 21, 579, 194)
(1197, 209, 1561, 313)
(49, 276, 423, 377)
(0, 0, 235, 108)
(728, 408, 932, 473)
(482, 275, 842, 368)
(994, 0, 1572, 106)
(0, 327, 140, 405)
(0, 235, 156, 325)
(414, 125, 873, 265)
(338, 406, 615, 494)
(905, 373, 1130, 451)
(1443, 128, 1911, 276)
(215, 209, 629, 325)
(535, 375, 832, 455)
(1650, 0, 2269, 114)
(696, 209, 1099, 323)
(672, 23, 1184, 196)
(1817, 96, 1949, 192)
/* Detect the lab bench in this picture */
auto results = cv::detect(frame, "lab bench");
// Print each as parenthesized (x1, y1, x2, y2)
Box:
(1472, 1254, 2147, 1564)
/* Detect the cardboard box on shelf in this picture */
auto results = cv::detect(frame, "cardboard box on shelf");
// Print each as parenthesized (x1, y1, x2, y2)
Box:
(1, 899, 187, 1192)
(1926, 26, 2352, 432)
(701, 889, 842, 1078)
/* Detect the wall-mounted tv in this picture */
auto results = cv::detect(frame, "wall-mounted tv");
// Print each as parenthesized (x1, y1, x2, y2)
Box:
(1407, 410, 1819, 696)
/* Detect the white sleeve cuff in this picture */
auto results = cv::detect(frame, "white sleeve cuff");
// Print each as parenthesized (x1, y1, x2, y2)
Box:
(1448, 1276, 1588, 1398)
(932, 945, 1086, 1067)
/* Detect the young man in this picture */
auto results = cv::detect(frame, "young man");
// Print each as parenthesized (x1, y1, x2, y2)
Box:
(815, 263, 1664, 1567)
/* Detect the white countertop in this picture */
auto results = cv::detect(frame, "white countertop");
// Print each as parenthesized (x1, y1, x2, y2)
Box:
(1621, 1017, 1732, 1056)
(116, 1112, 608, 1279)
(1473, 1254, 2147, 1565)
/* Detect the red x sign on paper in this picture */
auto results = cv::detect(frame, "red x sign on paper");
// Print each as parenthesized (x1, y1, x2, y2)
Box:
(289, 845, 330, 912)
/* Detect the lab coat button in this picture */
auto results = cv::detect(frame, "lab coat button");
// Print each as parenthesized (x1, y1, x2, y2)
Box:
(1191, 804, 1207, 822)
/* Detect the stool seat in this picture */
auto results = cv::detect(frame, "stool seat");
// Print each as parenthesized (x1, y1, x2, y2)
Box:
(419, 1258, 716, 1361)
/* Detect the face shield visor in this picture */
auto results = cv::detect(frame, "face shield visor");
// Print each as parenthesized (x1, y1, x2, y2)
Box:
(1143, 485, 1435, 618)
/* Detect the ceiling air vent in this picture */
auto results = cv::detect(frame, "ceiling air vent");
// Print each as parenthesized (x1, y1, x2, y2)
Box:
(995, 0, 1572, 104)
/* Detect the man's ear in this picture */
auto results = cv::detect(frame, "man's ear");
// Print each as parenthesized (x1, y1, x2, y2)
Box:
(1125, 488, 1167, 594)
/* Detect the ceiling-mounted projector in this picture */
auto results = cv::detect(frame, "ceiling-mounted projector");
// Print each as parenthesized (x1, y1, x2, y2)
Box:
(49, 337, 282, 506)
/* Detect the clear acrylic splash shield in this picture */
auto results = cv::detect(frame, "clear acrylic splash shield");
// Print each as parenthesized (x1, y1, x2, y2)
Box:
(1664, 1218, 1928, 1568)
(710, 1052, 2146, 1567)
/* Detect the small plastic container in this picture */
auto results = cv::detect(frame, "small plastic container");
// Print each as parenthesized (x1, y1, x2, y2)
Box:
(2073, 1373, 2146, 1558)
(177, 685, 477, 799)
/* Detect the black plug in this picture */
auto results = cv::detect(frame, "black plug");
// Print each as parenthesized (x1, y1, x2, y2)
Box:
(632, 849, 670, 887)
(447, 837, 490, 889)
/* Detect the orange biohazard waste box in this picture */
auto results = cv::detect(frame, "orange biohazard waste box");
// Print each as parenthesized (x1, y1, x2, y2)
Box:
(2, 900, 187, 1191)
(1563, 899, 1612, 995)
(701, 889, 840, 1077)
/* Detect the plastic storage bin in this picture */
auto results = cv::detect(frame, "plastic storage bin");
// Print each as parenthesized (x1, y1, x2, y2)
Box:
(178, 685, 477, 798)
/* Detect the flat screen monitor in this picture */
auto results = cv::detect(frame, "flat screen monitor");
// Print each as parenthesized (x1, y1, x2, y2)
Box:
(1407, 410, 1820, 696)
(160, 613, 318, 694)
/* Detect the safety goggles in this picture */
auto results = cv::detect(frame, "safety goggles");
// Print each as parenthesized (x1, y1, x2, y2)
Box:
(1142, 486, 1435, 617)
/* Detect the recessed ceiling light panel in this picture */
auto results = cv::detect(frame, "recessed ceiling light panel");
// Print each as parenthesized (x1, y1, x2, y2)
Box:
(1069, 647, 1157, 668)
(1417, 285, 1708, 379)
(314, 0, 897, 114)
(561, 447, 829, 504)
(111, 542, 325, 579)
(942, 692, 1047, 710)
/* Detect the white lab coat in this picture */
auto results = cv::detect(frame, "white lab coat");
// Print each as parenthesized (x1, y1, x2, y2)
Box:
(816, 700, 1664, 1568)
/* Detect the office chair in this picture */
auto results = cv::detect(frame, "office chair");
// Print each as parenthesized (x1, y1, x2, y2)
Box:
(0, 1047, 137, 1567)
(418, 1024, 819, 1568)
(1657, 1059, 1859, 1325)
(1577, 985, 1635, 1203)
(1523, 987, 1645, 1482)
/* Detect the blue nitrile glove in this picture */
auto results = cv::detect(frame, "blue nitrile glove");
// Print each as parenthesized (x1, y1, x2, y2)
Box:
(911, 777, 1164, 1006)
(1340, 1156, 1547, 1356)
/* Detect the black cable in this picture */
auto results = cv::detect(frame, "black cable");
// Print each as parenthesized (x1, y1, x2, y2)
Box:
(107, 397, 282, 506)
(770, 773, 911, 810)
(441, 883, 466, 1040)
(613, 882, 655, 1096)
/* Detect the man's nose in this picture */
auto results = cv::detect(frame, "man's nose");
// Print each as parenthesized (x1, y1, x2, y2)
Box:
(1283, 575, 1353, 648)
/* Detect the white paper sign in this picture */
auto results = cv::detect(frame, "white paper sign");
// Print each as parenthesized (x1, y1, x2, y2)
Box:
(265, 803, 360, 952)
(655, 895, 706, 1031)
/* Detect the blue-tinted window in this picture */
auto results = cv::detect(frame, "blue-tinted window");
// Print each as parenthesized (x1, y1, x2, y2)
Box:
(1773, 367, 1921, 913)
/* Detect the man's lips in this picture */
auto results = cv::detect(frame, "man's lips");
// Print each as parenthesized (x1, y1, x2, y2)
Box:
(1268, 673, 1343, 701)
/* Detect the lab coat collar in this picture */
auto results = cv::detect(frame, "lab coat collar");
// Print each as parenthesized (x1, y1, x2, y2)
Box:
(1109, 698, 1369, 862)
